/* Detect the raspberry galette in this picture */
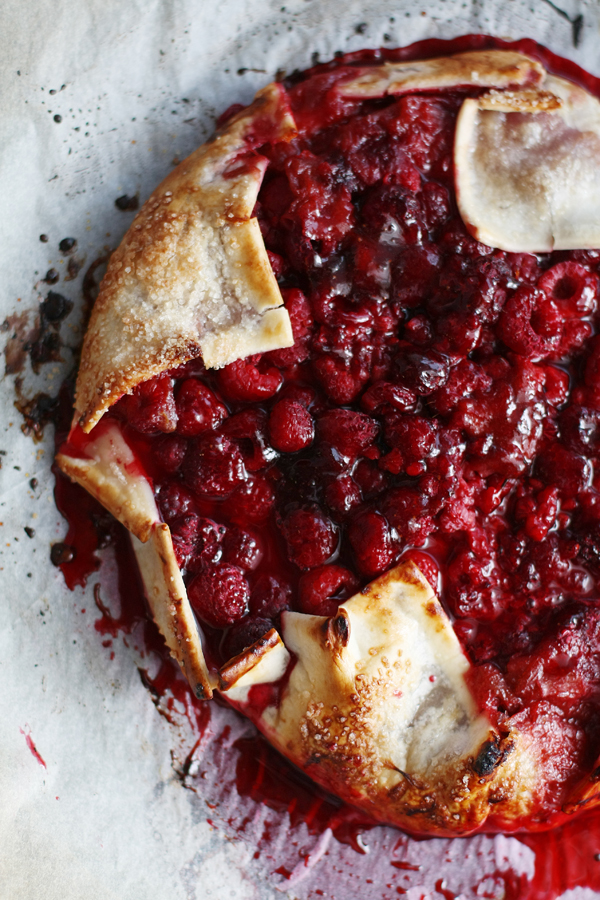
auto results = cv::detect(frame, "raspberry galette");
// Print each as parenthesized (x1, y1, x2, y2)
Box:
(57, 40, 600, 837)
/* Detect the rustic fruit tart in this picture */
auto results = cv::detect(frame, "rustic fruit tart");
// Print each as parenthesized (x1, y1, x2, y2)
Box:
(57, 36, 600, 837)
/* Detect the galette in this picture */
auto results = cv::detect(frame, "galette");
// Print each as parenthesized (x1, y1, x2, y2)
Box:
(57, 40, 600, 837)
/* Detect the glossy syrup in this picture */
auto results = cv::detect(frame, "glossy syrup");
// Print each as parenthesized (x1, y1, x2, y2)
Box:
(50, 33, 600, 899)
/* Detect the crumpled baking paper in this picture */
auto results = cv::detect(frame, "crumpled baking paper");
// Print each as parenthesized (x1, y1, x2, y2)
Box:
(1, 1, 600, 897)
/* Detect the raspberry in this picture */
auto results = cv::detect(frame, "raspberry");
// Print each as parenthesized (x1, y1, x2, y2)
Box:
(267, 250, 286, 278)
(538, 261, 597, 316)
(284, 151, 355, 254)
(543, 366, 570, 408)
(170, 514, 202, 568)
(186, 518, 226, 573)
(456, 358, 547, 477)
(516, 486, 559, 542)
(222, 527, 263, 571)
(279, 506, 338, 569)
(217, 357, 282, 402)
(360, 381, 417, 415)
(175, 379, 228, 436)
(312, 357, 364, 404)
(383, 487, 435, 545)
(536, 445, 592, 496)
(353, 459, 388, 499)
(403, 550, 439, 591)
(221, 409, 276, 471)
(324, 475, 362, 516)
(297, 564, 358, 616)
(422, 181, 451, 232)
(188, 564, 249, 628)
(268, 399, 314, 452)
(249, 575, 292, 618)
(559, 406, 600, 455)
(395, 348, 450, 396)
(403, 314, 434, 346)
(348, 509, 394, 577)
(497, 287, 561, 358)
(384, 414, 437, 462)
(278, 383, 316, 409)
(158, 483, 195, 523)
(229, 475, 275, 524)
(558, 318, 592, 358)
(317, 409, 378, 458)
(391, 245, 440, 308)
(123, 374, 177, 433)
(583, 335, 600, 399)
(153, 434, 188, 474)
(183, 434, 247, 498)
(265, 289, 313, 368)
(446, 549, 502, 621)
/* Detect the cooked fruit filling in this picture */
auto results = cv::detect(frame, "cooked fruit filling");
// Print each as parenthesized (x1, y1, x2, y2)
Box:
(70, 43, 600, 816)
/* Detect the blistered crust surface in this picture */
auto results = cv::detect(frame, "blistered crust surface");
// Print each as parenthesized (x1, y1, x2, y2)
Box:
(455, 75, 600, 252)
(336, 50, 545, 98)
(75, 82, 296, 433)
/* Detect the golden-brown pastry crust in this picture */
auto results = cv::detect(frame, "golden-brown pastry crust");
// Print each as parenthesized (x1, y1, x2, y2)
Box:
(336, 49, 545, 98)
(132, 524, 214, 699)
(56, 422, 212, 699)
(455, 75, 600, 252)
(75, 82, 297, 433)
(224, 562, 540, 836)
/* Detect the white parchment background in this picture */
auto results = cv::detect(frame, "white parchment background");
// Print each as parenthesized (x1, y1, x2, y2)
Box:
(1, 1, 600, 898)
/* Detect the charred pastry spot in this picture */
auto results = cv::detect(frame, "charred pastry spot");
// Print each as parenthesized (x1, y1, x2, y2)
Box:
(397, 769, 419, 788)
(405, 797, 437, 816)
(326, 609, 350, 650)
(472, 737, 504, 777)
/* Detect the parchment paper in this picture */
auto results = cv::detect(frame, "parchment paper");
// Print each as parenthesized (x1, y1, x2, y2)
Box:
(2, 1, 600, 898)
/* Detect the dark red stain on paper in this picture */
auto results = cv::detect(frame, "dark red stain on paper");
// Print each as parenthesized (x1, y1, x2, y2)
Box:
(20, 726, 47, 769)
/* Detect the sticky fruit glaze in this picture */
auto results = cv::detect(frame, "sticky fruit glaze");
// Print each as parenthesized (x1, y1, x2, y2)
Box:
(57, 34, 600, 834)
